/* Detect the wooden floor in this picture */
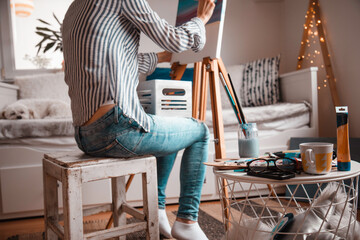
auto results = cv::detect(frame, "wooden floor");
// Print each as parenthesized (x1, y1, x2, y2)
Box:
(0, 201, 221, 240)
(1, 201, 359, 240)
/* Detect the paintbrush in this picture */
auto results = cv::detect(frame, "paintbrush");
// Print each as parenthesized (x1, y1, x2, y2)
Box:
(227, 73, 246, 124)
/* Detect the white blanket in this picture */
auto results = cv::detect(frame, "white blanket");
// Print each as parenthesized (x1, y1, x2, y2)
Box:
(205, 101, 311, 129)
(0, 118, 74, 139)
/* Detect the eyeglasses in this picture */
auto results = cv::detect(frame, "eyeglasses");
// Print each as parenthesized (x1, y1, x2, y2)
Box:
(246, 157, 299, 173)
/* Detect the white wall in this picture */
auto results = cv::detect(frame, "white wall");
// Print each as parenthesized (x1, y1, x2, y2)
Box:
(281, 0, 360, 138)
(143, 0, 360, 138)
(139, 0, 177, 68)
(221, 0, 282, 66)
(0, 26, 3, 82)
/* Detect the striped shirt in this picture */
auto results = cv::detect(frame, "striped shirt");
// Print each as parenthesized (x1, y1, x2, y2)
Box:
(62, 0, 206, 131)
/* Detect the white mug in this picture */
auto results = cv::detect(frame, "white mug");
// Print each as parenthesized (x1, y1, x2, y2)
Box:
(300, 142, 333, 175)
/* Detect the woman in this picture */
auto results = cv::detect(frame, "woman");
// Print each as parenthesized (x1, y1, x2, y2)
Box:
(62, 0, 215, 239)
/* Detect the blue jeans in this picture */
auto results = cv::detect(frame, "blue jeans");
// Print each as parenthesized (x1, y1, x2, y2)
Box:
(74, 106, 210, 221)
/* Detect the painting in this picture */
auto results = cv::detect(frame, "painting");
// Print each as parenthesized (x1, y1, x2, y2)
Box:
(171, 0, 227, 64)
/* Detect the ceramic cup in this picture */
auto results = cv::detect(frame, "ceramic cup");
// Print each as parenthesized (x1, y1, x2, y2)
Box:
(300, 142, 334, 174)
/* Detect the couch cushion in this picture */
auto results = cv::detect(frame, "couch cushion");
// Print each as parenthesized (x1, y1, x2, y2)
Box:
(240, 55, 280, 107)
(0, 119, 74, 139)
(14, 72, 70, 103)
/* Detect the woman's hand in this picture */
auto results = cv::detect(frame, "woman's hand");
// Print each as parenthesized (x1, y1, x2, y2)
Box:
(197, 0, 216, 25)
(157, 51, 172, 63)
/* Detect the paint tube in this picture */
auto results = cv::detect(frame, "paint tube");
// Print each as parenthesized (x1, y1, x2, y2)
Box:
(336, 106, 351, 171)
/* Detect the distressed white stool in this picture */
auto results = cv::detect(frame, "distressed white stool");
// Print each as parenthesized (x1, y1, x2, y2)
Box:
(42, 150, 159, 240)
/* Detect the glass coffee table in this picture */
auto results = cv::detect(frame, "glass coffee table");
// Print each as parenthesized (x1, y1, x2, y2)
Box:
(214, 160, 360, 239)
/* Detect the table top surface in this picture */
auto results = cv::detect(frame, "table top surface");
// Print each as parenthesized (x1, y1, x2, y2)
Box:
(214, 160, 360, 185)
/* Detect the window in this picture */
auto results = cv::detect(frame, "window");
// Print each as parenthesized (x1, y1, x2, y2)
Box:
(0, 0, 72, 80)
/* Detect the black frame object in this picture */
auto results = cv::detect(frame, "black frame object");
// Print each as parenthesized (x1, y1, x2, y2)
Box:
(246, 158, 298, 180)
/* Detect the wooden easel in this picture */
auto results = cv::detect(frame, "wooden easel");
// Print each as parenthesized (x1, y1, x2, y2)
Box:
(171, 57, 236, 155)
(171, 57, 239, 230)
(297, 0, 340, 106)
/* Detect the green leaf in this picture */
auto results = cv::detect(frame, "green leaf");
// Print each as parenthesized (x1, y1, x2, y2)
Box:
(36, 37, 49, 55)
(36, 27, 54, 32)
(43, 42, 56, 53)
(53, 13, 61, 26)
(38, 19, 51, 25)
(36, 43, 42, 55)
(35, 31, 51, 37)
(35, 38, 47, 47)
(51, 31, 61, 40)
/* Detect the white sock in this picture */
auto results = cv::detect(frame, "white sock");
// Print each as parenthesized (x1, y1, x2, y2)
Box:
(171, 220, 208, 240)
(158, 209, 172, 238)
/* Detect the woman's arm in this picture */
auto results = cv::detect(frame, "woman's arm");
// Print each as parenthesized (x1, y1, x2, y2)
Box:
(157, 51, 172, 63)
(123, 0, 215, 54)
(197, 0, 216, 24)
(138, 52, 158, 75)
(138, 51, 172, 75)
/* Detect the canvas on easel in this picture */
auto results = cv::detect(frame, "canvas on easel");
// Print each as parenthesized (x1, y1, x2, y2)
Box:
(171, 0, 227, 64)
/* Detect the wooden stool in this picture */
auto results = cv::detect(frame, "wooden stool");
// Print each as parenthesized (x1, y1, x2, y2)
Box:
(42, 151, 159, 240)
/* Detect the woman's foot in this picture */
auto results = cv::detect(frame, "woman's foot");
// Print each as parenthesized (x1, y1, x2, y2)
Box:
(158, 209, 172, 238)
(171, 219, 208, 240)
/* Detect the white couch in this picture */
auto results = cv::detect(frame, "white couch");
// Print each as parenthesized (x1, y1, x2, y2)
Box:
(0, 66, 318, 219)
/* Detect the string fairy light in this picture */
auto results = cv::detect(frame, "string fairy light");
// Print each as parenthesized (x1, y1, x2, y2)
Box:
(296, 0, 340, 106)
(297, 0, 328, 91)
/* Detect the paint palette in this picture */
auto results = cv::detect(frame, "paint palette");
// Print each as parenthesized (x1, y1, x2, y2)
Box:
(204, 159, 249, 170)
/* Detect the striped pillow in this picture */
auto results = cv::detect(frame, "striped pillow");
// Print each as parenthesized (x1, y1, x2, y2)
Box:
(240, 55, 280, 107)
